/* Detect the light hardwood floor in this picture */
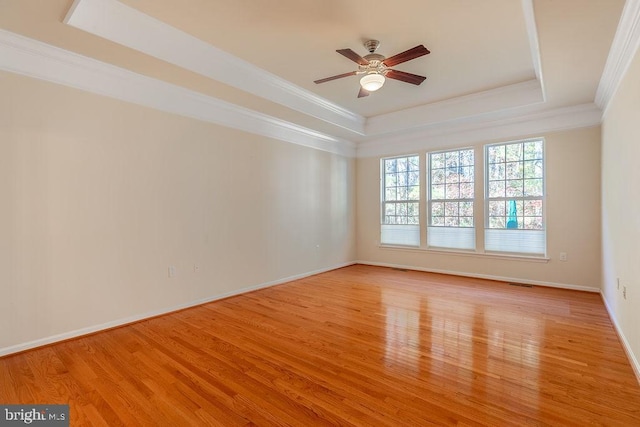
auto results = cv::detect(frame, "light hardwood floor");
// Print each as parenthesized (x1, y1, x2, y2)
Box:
(2, 265, 640, 426)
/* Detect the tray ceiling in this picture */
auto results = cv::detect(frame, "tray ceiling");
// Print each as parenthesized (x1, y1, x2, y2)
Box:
(0, 0, 630, 155)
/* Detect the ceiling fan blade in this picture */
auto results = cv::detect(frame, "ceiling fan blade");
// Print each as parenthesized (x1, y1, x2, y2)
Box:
(357, 87, 370, 98)
(314, 71, 357, 84)
(382, 45, 430, 67)
(337, 48, 370, 65)
(385, 69, 427, 85)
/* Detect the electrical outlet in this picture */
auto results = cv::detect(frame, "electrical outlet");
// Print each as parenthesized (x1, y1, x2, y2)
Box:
(623, 286, 627, 300)
(193, 264, 200, 273)
(168, 265, 176, 278)
(559, 252, 568, 261)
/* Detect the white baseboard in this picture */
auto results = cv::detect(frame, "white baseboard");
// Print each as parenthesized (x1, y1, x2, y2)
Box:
(600, 292, 640, 385)
(0, 262, 356, 357)
(355, 260, 600, 292)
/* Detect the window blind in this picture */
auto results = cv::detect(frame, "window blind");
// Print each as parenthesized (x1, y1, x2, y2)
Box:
(485, 229, 545, 255)
(427, 227, 475, 250)
(381, 224, 420, 247)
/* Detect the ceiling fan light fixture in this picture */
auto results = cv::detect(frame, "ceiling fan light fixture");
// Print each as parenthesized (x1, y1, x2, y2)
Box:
(360, 73, 385, 91)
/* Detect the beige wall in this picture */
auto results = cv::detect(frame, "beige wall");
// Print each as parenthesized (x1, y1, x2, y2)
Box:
(601, 45, 640, 373)
(356, 126, 602, 290)
(0, 72, 356, 353)
(0, 64, 611, 356)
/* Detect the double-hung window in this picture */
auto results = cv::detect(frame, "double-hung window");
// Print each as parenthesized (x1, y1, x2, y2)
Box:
(428, 149, 475, 250)
(381, 155, 420, 246)
(485, 139, 545, 255)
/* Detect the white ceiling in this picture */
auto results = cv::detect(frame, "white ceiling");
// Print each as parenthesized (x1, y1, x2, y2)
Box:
(115, 0, 536, 117)
(0, 0, 632, 155)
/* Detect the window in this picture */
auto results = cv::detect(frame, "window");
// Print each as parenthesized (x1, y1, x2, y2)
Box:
(485, 139, 545, 255)
(381, 155, 420, 246)
(428, 149, 475, 250)
(378, 138, 546, 257)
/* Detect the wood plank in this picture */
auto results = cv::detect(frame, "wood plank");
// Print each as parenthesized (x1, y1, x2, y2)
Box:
(1, 265, 639, 425)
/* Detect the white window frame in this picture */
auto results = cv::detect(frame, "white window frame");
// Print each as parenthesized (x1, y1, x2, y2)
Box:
(380, 155, 420, 247)
(427, 148, 475, 250)
(484, 139, 546, 256)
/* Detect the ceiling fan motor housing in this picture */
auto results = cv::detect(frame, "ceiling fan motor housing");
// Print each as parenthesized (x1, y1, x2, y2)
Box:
(362, 41, 386, 75)
(364, 39, 380, 53)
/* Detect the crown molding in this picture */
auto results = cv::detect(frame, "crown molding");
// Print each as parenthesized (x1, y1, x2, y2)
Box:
(64, 0, 552, 142)
(2, 0, 611, 162)
(365, 80, 544, 136)
(595, 0, 640, 115)
(0, 29, 356, 157)
(64, 0, 366, 135)
(0, 26, 599, 160)
(521, 0, 546, 100)
(363, 0, 545, 138)
(357, 103, 602, 158)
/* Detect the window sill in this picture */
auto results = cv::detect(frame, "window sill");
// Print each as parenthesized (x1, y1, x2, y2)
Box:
(377, 245, 550, 263)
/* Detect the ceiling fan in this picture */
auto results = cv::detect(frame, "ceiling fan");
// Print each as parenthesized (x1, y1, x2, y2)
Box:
(314, 40, 430, 98)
